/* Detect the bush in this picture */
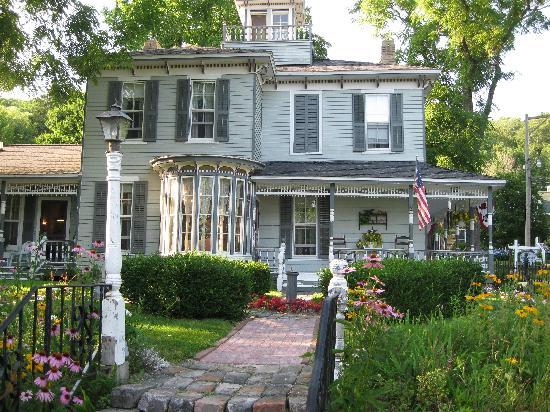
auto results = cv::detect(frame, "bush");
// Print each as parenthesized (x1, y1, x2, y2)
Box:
(319, 258, 484, 318)
(121, 253, 263, 320)
(236, 260, 271, 296)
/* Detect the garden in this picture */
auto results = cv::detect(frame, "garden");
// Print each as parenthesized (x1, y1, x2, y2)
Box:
(323, 255, 549, 411)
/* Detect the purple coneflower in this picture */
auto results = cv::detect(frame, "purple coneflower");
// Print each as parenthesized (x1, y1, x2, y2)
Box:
(62, 352, 72, 365)
(46, 366, 62, 381)
(369, 275, 385, 286)
(69, 360, 81, 373)
(73, 396, 83, 405)
(34, 375, 48, 387)
(60, 391, 72, 405)
(89, 310, 100, 320)
(36, 387, 54, 403)
(72, 245, 85, 254)
(66, 328, 80, 340)
(92, 240, 104, 249)
(50, 323, 60, 337)
(48, 352, 64, 368)
(19, 390, 33, 402)
(342, 267, 356, 273)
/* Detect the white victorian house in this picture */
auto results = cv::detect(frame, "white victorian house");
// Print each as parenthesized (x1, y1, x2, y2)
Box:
(75, 0, 504, 280)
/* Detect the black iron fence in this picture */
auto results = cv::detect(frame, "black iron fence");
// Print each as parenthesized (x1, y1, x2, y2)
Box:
(307, 294, 338, 412)
(495, 259, 547, 284)
(0, 283, 109, 411)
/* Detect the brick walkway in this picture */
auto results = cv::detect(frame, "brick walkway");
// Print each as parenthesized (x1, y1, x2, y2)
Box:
(199, 316, 317, 365)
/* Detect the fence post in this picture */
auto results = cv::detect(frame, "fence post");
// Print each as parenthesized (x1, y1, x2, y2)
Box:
(512, 239, 519, 272)
(328, 259, 348, 380)
(277, 242, 286, 292)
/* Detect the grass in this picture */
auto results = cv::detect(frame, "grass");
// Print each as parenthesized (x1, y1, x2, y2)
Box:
(127, 306, 234, 364)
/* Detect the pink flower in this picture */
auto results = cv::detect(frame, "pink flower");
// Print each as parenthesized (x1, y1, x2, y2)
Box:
(5, 335, 14, 348)
(89, 310, 100, 320)
(73, 396, 84, 405)
(20, 390, 33, 402)
(83, 266, 91, 272)
(48, 352, 64, 368)
(92, 240, 104, 249)
(46, 366, 62, 381)
(36, 387, 54, 403)
(342, 267, 356, 273)
(69, 360, 81, 373)
(363, 262, 384, 269)
(50, 323, 60, 337)
(34, 375, 48, 387)
(72, 245, 85, 254)
(33, 351, 48, 365)
(366, 288, 385, 295)
(369, 275, 386, 286)
(62, 352, 72, 365)
(60, 391, 72, 405)
(66, 328, 80, 340)
(60, 386, 69, 394)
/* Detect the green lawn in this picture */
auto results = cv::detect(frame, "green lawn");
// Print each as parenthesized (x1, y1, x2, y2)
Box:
(126, 307, 234, 363)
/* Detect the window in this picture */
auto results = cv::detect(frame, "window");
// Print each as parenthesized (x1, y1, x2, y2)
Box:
(198, 176, 214, 251)
(180, 177, 194, 252)
(366, 94, 390, 149)
(122, 82, 145, 139)
(294, 196, 317, 256)
(120, 183, 133, 251)
(4, 195, 21, 247)
(166, 177, 179, 253)
(273, 11, 289, 40)
(234, 179, 245, 254)
(217, 177, 231, 253)
(191, 81, 215, 140)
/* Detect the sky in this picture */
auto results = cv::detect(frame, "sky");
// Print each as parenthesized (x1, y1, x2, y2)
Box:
(5, 0, 550, 119)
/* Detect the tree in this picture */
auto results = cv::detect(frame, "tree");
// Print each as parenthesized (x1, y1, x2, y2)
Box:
(35, 92, 85, 144)
(304, 7, 332, 60)
(105, 0, 241, 50)
(0, 1, 112, 99)
(353, 0, 550, 172)
(0, 98, 50, 144)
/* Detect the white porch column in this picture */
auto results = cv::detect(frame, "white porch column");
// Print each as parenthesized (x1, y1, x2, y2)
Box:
(487, 186, 494, 274)
(329, 259, 348, 380)
(408, 185, 415, 258)
(101, 150, 128, 382)
(0, 180, 6, 259)
(329, 183, 335, 261)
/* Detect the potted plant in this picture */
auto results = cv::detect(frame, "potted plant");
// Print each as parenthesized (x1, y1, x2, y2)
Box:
(356, 229, 383, 249)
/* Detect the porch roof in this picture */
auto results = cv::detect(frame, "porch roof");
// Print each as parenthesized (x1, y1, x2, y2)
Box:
(0, 144, 81, 177)
(253, 161, 505, 186)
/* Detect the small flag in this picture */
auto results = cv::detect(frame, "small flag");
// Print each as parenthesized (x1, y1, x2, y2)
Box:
(414, 161, 431, 230)
(476, 202, 493, 228)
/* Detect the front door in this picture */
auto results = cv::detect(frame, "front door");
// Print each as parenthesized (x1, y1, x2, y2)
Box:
(40, 200, 68, 240)
(251, 14, 267, 40)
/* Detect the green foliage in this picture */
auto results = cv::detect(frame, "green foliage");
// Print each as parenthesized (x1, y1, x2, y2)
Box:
(78, 371, 117, 410)
(121, 253, 267, 320)
(303, 7, 331, 60)
(0, 97, 49, 144)
(235, 260, 271, 296)
(35, 92, 85, 144)
(319, 259, 483, 317)
(330, 287, 549, 411)
(353, 0, 550, 172)
(105, 0, 241, 50)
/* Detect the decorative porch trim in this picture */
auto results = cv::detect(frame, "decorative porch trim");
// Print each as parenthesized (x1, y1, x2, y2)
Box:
(6, 183, 79, 196)
(256, 184, 330, 196)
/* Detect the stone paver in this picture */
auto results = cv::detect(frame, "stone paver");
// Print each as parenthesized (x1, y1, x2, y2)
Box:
(200, 316, 316, 365)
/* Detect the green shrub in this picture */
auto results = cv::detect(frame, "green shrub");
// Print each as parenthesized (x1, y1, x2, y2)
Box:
(236, 260, 271, 296)
(121, 253, 257, 320)
(319, 258, 484, 317)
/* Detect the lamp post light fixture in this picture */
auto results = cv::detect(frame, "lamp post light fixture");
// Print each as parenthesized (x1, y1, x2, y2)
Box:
(96, 102, 131, 382)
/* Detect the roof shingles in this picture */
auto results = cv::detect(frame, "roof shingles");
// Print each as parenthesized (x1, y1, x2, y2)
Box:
(0, 145, 81, 176)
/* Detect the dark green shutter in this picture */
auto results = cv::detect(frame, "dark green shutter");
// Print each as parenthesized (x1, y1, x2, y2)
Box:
(131, 181, 147, 254)
(175, 79, 191, 142)
(318, 196, 330, 258)
(391, 93, 404, 152)
(352, 94, 366, 152)
(279, 196, 292, 259)
(293, 94, 319, 153)
(92, 182, 108, 251)
(22, 196, 36, 242)
(143, 80, 159, 142)
(215, 78, 230, 142)
(293, 95, 306, 153)
(107, 81, 122, 108)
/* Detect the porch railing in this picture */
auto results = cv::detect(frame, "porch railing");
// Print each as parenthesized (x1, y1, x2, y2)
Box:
(43, 240, 74, 268)
(334, 248, 408, 262)
(0, 283, 110, 410)
(223, 24, 312, 42)
(254, 243, 286, 291)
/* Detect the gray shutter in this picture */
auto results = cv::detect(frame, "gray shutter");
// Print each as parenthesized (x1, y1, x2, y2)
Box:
(279, 196, 293, 259)
(131, 181, 148, 254)
(293, 95, 306, 153)
(391, 93, 404, 152)
(107, 81, 122, 108)
(92, 182, 108, 251)
(175, 78, 191, 142)
(22, 196, 36, 242)
(352, 94, 366, 152)
(143, 80, 159, 142)
(306, 94, 320, 153)
(317, 196, 330, 259)
(215, 78, 230, 142)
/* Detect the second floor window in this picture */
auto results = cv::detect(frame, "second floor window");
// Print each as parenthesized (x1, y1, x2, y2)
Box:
(366, 94, 390, 150)
(122, 82, 145, 139)
(191, 81, 215, 140)
(273, 11, 289, 40)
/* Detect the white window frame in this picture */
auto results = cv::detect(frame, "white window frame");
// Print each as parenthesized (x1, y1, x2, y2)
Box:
(272, 10, 290, 40)
(34, 197, 71, 242)
(197, 176, 215, 252)
(120, 183, 133, 252)
(364, 93, 391, 152)
(189, 80, 216, 142)
(292, 196, 318, 258)
(179, 176, 195, 253)
(4, 195, 24, 250)
(217, 176, 232, 254)
(122, 82, 146, 141)
(289, 90, 323, 155)
(234, 178, 246, 255)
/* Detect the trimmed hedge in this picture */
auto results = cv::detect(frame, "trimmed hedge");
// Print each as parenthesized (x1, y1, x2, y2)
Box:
(319, 258, 484, 318)
(121, 253, 271, 320)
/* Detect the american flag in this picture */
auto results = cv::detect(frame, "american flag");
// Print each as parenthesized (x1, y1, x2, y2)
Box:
(414, 161, 431, 230)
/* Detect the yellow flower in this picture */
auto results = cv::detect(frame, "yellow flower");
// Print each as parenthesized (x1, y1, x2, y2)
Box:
(465, 295, 475, 301)
(515, 309, 528, 318)
(523, 305, 539, 315)
(479, 304, 494, 311)
(532, 318, 544, 326)
(505, 357, 519, 365)
(345, 312, 356, 320)
(471, 282, 482, 287)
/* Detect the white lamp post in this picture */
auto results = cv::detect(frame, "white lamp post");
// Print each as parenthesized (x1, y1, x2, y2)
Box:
(97, 103, 131, 382)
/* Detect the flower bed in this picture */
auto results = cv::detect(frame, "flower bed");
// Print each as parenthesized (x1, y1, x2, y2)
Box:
(248, 294, 323, 313)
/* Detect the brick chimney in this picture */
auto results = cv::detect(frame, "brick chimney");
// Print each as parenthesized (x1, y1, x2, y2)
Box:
(380, 38, 396, 64)
(143, 38, 161, 50)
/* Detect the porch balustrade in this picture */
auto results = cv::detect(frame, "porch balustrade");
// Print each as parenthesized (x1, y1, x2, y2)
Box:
(223, 24, 312, 42)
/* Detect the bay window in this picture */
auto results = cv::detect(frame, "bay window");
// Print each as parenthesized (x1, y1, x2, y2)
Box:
(180, 177, 194, 252)
(294, 196, 317, 256)
(198, 176, 214, 251)
(234, 179, 245, 254)
(217, 177, 231, 253)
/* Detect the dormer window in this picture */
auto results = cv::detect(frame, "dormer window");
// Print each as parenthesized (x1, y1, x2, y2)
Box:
(191, 81, 215, 140)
